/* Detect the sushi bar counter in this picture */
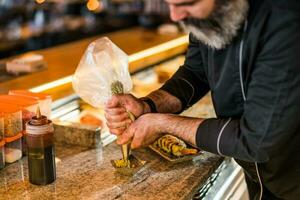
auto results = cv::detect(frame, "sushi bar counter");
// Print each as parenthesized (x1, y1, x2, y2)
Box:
(1, 143, 223, 200)
(0, 86, 224, 200)
(0, 27, 225, 200)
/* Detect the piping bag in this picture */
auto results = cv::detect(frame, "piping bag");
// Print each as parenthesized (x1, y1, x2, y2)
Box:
(72, 37, 145, 174)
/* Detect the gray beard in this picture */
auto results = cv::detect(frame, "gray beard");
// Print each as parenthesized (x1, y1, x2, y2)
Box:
(180, 0, 249, 49)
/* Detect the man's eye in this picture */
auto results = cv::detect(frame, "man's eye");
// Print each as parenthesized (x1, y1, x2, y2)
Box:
(176, 0, 198, 7)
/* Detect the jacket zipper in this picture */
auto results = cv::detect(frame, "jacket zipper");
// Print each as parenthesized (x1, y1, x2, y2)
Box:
(239, 20, 263, 200)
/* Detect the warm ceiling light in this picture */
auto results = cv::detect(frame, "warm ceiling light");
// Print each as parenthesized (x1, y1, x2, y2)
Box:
(87, 0, 100, 11)
(36, 0, 45, 4)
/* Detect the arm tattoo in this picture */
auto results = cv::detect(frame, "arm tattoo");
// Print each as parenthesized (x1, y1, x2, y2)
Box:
(156, 114, 203, 146)
(147, 90, 182, 114)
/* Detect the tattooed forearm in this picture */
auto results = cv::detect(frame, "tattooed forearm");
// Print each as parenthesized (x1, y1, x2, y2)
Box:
(144, 89, 202, 146)
(146, 90, 182, 114)
(156, 114, 203, 146)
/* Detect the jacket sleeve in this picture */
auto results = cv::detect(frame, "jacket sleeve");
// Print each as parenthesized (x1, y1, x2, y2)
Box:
(196, 10, 300, 163)
(160, 34, 210, 112)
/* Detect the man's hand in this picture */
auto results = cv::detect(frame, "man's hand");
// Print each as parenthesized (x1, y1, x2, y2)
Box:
(104, 94, 150, 135)
(117, 113, 165, 149)
(117, 113, 203, 149)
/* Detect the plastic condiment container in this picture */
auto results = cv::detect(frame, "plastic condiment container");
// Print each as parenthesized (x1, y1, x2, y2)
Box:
(26, 109, 56, 185)
(4, 132, 22, 163)
(0, 95, 38, 126)
(0, 140, 5, 169)
(9, 90, 52, 118)
(0, 114, 4, 141)
(0, 103, 22, 138)
(0, 95, 38, 155)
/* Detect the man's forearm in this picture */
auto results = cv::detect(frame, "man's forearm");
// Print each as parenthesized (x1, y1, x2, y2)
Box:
(157, 114, 203, 146)
(146, 89, 182, 114)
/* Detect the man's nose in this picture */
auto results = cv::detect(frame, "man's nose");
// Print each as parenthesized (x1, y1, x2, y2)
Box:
(169, 5, 188, 22)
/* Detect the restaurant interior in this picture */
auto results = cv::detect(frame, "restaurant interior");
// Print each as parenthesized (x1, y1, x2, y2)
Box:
(0, 0, 249, 199)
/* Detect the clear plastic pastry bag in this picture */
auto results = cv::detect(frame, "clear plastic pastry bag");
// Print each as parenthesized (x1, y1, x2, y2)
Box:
(72, 37, 132, 108)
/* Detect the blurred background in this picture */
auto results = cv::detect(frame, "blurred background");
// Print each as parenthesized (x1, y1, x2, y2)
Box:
(0, 0, 171, 58)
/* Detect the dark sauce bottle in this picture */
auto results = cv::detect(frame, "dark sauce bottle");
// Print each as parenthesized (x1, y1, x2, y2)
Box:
(26, 108, 56, 185)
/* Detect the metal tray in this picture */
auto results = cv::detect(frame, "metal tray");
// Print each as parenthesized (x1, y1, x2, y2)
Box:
(149, 143, 202, 163)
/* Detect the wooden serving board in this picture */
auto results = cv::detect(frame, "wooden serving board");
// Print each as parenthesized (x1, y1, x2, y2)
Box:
(148, 143, 202, 163)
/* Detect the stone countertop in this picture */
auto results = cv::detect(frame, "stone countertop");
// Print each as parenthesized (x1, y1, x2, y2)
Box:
(0, 143, 223, 200)
(1, 94, 221, 200)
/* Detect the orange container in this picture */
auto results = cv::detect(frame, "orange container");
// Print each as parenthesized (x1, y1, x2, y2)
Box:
(0, 95, 38, 155)
(9, 90, 52, 118)
(0, 113, 4, 141)
(4, 132, 22, 163)
(0, 139, 5, 169)
(0, 103, 22, 138)
(0, 95, 38, 128)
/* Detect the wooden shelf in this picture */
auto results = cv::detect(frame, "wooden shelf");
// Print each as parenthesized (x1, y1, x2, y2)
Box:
(0, 27, 188, 100)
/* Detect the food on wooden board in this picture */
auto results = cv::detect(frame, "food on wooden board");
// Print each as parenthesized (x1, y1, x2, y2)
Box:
(154, 135, 198, 157)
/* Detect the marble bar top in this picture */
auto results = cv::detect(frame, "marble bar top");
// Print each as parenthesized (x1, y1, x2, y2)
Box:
(0, 142, 223, 200)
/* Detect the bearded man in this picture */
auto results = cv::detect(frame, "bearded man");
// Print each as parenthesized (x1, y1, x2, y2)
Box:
(105, 0, 300, 199)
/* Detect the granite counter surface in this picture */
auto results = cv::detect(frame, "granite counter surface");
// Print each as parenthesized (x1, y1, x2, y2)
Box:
(1, 142, 223, 200)
(1, 94, 221, 200)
